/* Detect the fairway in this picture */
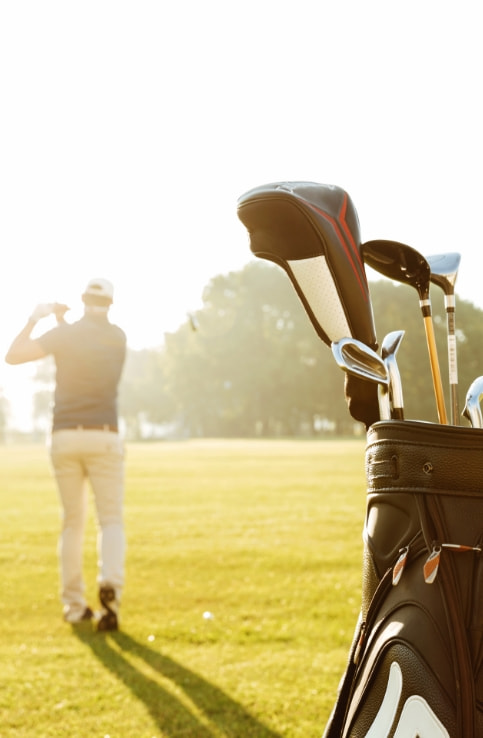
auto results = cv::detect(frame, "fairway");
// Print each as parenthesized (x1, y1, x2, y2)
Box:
(0, 438, 367, 738)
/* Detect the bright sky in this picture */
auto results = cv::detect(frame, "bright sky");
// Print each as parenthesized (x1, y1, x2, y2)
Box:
(1, 1, 482, 427)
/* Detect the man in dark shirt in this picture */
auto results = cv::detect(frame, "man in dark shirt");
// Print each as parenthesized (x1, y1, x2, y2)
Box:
(5, 278, 127, 630)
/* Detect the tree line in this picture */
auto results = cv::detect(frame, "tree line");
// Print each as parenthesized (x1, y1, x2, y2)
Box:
(9, 261, 483, 439)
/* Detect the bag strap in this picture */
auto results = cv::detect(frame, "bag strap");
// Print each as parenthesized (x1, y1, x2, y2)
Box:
(425, 494, 477, 737)
(323, 562, 402, 737)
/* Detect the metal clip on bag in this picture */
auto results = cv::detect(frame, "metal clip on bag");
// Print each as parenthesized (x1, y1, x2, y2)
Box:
(324, 420, 483, 738)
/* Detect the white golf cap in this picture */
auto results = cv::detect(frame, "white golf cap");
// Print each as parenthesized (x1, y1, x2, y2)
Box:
(84, 278, 114, 301)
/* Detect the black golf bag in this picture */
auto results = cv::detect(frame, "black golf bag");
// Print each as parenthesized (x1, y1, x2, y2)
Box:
(323, 420, 483, 738)
(236, 180, 482, 734)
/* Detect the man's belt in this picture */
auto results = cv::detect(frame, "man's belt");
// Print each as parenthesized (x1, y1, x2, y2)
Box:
(57, 424, 118, 433)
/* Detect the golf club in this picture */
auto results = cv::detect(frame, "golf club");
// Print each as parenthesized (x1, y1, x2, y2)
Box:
(427, 253, 461, 425)
(381, 330, 405, 420)
(188, 312, 199, 332)
(237, 182, 377, 349)
(332, 337, 391, 420)
(462, 376, 483, 428)
(362, 239, 448, 425)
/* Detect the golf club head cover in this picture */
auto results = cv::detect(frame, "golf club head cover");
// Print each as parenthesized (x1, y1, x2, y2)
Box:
(324, 420, 483, 738)
(237, 181, 377, 347)
(237, 182, 379, 427)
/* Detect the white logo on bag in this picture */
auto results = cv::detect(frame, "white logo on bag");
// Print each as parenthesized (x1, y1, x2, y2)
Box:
(365, 661, 450, 737)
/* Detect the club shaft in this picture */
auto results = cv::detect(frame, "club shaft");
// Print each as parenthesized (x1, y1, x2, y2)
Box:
(445, 296, 459, 424)
(384, 357, 404, 419)
(423, 314, 448, 424)
(378, 386, 392, 420)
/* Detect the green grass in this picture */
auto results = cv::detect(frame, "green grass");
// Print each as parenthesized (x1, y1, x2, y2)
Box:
(0, 439, 367, 738)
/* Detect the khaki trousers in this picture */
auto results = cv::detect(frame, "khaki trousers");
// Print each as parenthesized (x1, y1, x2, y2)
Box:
(49, 428, 125, 620)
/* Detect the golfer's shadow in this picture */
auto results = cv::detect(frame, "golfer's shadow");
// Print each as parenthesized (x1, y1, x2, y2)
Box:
(72, 627, 282, 737)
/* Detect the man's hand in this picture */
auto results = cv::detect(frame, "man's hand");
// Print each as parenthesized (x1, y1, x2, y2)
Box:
(29, 303, 54, 323)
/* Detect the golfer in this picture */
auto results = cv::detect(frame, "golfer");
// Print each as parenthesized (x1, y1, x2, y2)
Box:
(5, 278, 127, 630)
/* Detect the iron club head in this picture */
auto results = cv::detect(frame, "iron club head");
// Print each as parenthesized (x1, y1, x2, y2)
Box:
(381, 330, 405, 420)
(462, 376, 483, 428)
(332, 337, 391, 420)
(427, 252, 461, 296)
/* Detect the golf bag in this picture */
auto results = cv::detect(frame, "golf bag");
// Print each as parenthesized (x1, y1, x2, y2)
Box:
(323, 420, 483, 738)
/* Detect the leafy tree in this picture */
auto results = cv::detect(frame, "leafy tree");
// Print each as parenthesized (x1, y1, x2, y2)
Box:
(155, 264, 483, 434)
(119, 349, 176, 439)
(21, 262, 483, 438)
(161, 262, 349, 436)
